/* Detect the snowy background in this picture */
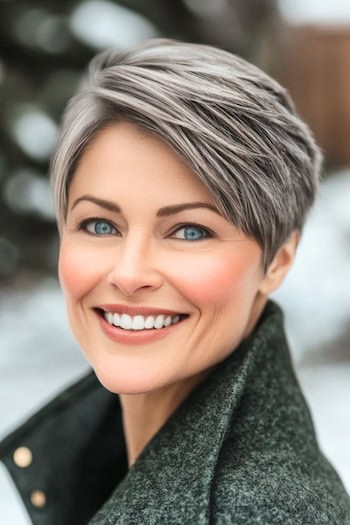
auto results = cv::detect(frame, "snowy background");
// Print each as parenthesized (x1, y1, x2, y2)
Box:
(1, 170, 350, 523)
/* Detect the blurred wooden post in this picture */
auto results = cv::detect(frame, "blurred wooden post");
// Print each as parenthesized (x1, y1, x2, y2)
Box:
(275, 25, 350, 166)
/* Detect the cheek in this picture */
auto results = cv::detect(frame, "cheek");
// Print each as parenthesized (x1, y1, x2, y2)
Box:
(168, 249, 259, 307)
(58, 241, 103, 301)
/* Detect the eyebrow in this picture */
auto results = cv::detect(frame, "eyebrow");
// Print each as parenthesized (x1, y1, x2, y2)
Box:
(71, 195, 121, 214)
(70, 195, 222, 217)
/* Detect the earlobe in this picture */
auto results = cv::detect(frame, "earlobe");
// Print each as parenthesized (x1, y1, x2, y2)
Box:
(258, 230, 300, 295)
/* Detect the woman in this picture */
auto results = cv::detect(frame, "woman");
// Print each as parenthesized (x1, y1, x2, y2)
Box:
(1, 39, 349, 524)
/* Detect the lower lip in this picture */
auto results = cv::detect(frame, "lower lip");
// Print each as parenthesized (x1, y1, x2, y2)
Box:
(96, 312, 189, 345)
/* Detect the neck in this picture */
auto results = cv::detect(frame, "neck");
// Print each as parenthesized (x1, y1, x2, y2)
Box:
(119, 368, 213, 468)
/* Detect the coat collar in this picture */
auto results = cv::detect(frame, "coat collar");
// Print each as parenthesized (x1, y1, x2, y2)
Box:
(90, 299, 289, 523)
(0, 300, 311, 523)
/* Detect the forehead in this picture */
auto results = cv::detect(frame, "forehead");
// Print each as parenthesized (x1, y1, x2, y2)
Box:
(68, 122, 215, 207)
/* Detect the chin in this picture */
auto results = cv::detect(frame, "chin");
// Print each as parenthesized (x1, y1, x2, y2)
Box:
(91, 360, 169, 395)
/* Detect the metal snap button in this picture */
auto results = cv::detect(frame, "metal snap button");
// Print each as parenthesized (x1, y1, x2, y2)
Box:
(30, 490, 46, 508)
(13, 447, 33, 468)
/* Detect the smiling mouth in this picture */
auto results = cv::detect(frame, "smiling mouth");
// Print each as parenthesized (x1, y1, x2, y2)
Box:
(95, 309, 189, 331)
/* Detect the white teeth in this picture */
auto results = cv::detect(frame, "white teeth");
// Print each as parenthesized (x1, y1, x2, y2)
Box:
(154, 314, 165, 329)
(131, 315, 145, 331)
(163, 315, 172, 327)
(103, 311, 185, 330)
(120, 314, 132, 330)
(144, 316, 155, 329)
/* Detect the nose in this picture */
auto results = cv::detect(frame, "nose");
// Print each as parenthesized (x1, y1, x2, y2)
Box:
(106, 234, 163, 297)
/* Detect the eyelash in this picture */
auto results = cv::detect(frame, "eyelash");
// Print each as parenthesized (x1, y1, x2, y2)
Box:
(170, 223, 214, 241)
(78, 217, 118, 236)
(77, 217, 214, 241)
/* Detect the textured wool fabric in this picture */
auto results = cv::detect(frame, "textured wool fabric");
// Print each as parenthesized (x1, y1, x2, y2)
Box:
(0, 300, 349, 524)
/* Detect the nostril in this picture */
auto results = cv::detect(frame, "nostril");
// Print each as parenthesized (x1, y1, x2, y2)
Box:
(106, 267, 164, 296)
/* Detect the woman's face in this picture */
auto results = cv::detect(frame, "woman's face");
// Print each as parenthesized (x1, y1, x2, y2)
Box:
(59, 122, 271, 394)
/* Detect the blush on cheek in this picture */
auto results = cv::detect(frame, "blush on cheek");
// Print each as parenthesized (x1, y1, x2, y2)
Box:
(172, 253, 255, 307)
(58, 244, 101, 300)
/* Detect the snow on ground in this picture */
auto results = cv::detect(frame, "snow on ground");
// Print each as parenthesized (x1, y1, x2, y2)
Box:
(1, 170, 349, 523)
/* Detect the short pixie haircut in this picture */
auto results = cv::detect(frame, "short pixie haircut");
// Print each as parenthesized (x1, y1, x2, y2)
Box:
(51, 38, 321, 272)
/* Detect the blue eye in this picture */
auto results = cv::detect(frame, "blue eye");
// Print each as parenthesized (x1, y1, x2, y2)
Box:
(173, 225, 210, 241)
(82, 220, 117, 235)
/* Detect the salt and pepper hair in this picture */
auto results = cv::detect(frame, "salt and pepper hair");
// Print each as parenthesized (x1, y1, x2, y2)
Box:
(50, 38, 322, 272)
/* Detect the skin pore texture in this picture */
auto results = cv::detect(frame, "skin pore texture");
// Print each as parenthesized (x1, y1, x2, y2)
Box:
(59, 122, 299, 468)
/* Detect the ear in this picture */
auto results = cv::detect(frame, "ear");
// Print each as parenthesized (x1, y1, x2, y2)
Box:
(258, 230, 300, 296)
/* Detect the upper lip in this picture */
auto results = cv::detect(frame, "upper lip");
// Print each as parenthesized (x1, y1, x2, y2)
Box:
(96, 304, 186, 317)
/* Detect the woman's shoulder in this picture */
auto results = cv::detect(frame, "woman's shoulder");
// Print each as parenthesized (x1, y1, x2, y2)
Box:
(212, 435, 350, 524)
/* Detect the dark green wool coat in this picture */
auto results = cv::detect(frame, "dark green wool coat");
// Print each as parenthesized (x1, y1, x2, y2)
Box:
(1, 300, 349, 524)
